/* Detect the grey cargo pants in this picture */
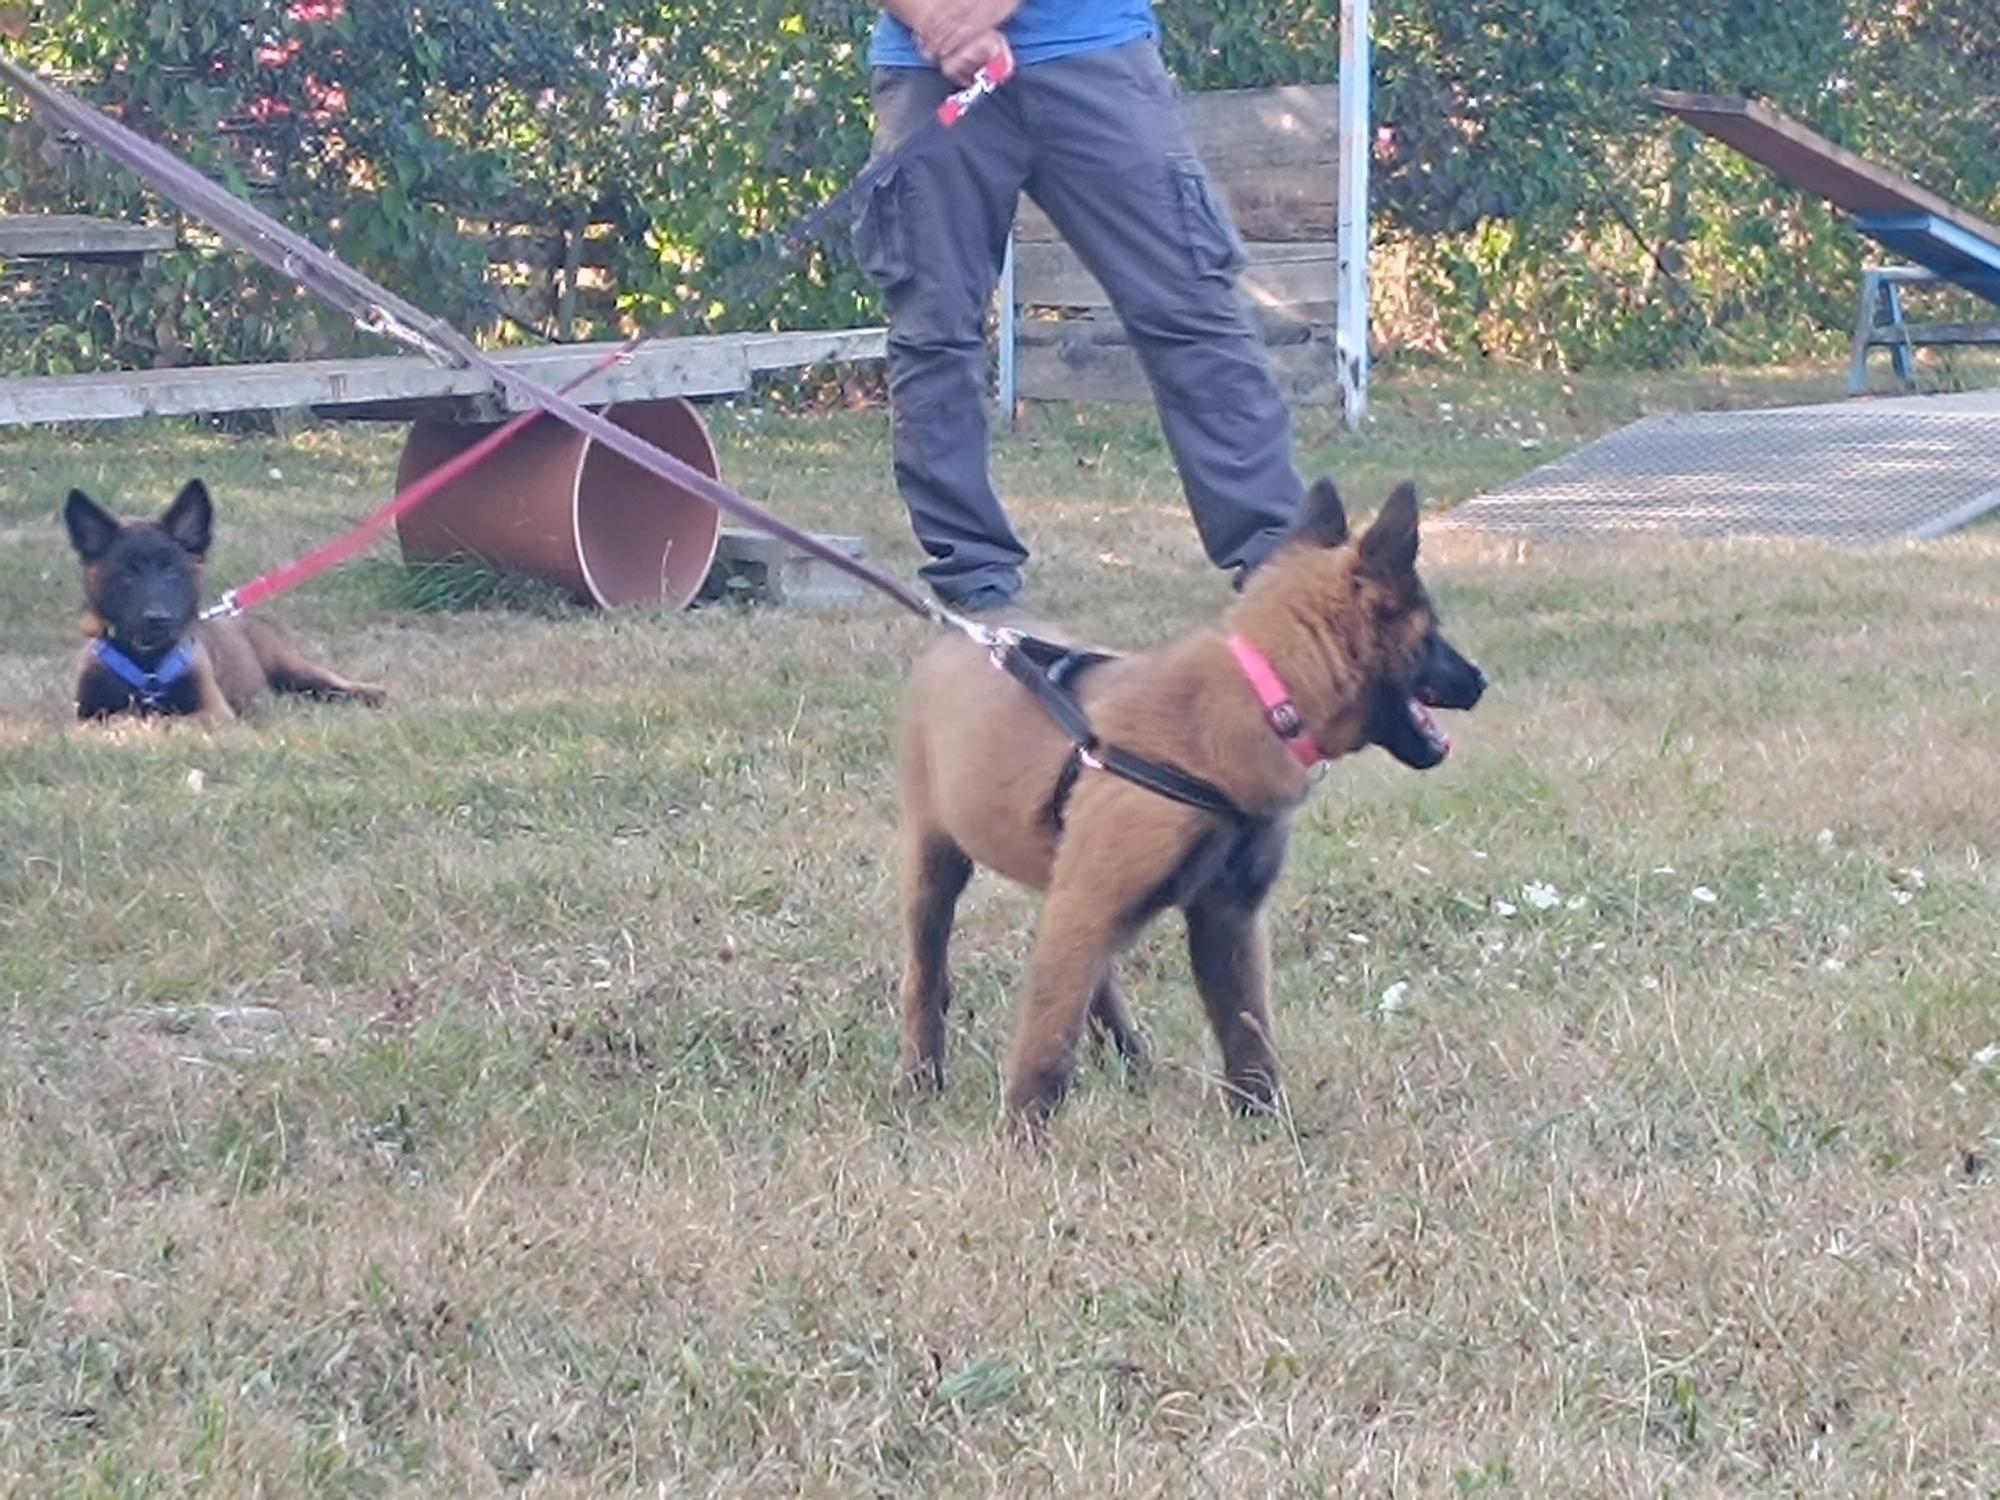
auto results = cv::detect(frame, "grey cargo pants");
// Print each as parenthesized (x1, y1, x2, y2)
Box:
(854, 40, 1306, 608)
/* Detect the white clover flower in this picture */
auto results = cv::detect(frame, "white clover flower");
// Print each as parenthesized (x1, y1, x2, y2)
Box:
(1522, 881, 1560, 911)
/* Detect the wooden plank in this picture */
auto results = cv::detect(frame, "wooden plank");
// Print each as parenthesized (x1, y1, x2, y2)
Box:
(735, 327, 888, 374)
(1012, 84, 1338, 244)
(1015, 165, 1336, 244)
(1015, 240, 1336, 311)
(0, 355, 492, 427)
(0, 214, 176, 261)
(1652, 91, 2000, 251)
(1018, 331, 1340, 405)
(1179, 85, 1339, 170)
(0, 327, 887, 427)
(1865, 322, 2000, 347)
(1018, 302, 1336, 346)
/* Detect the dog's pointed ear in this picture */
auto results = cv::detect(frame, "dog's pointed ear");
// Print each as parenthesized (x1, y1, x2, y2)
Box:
(1358, 480, 1421, 579)
(160, 479, 213, 558)
(64, 489, 122, 562)
(1291, 476, 1349, 548)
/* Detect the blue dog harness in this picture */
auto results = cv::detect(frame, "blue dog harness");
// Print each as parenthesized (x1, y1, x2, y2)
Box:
(91, 636, 196, 709)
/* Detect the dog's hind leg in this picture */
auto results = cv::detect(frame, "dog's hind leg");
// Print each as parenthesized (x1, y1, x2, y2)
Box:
(242, 617, 386, 705)
(898, 830, 973, 1092)
(1184, 893, 1279, 1115)
(1087, 976, 1149, 1081)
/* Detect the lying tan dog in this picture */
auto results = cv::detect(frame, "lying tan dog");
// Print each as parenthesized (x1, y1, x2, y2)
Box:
(895, 478, 1485, 1137)
(65, 480, 385, 724)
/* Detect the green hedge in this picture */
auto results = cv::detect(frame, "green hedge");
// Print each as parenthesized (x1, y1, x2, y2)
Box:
(2, 0, 1994, 373)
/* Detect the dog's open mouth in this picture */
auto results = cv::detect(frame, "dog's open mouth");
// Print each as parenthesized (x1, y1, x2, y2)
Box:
(1371, 683, 1454, 770)
(1409, 696, 1450, 758)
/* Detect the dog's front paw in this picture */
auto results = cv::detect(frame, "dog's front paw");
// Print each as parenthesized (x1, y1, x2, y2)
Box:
(1224, 1065, 1281, 1118)
(999, 1102, 1053, 1156)
(349, 682, 389, 708)
(894, 1053, 948, 1096)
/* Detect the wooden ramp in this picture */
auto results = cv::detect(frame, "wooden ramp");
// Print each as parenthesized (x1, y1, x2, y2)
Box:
(1442, 389, 2000, 545)
(0, 327, 885, 427)
(1652, 92, 2000, 300)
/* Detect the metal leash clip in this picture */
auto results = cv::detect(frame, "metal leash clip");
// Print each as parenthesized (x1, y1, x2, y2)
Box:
(357, 305, 460, 368)
(199, 589, 243, 622)
(938, 606, 1020, 668)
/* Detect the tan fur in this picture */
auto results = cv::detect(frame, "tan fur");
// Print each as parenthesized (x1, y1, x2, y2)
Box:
(894, 507, 1446, 1138)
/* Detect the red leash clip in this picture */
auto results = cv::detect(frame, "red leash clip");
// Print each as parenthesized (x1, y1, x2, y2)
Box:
(936, 46, 1016, 126)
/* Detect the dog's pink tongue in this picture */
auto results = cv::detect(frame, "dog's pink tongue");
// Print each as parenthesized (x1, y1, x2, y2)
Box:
(1410, 698, 1450, 756)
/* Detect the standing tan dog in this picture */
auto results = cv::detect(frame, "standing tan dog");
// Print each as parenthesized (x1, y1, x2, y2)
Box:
(895, 478, 1485, 1136)
(65, 480, 385, 724)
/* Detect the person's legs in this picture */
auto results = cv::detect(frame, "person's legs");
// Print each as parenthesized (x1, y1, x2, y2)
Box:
(1017, 42, 1305, 575)
(858, 71, 1036, 607)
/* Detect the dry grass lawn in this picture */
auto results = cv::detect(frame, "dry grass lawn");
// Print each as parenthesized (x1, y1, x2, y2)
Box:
(2, 363, 1998, 1496)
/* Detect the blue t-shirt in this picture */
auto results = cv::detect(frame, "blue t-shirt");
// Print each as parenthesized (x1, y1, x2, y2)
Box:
(871, 1, 1157, 68)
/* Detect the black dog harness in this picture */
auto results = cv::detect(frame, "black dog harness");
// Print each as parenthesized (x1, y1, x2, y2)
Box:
(990, 633, 1246, 831)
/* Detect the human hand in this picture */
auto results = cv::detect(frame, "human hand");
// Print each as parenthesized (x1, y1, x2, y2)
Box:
(936, 29, 1011, 86)
(901, 0, 1019, 66)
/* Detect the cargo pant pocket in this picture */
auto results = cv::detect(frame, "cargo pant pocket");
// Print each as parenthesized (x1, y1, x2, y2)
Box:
(1173, 160, 1248, 280)
(853, 163, 915, 295)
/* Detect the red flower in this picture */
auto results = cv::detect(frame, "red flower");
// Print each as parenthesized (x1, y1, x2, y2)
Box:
(305, 76, 348, 114)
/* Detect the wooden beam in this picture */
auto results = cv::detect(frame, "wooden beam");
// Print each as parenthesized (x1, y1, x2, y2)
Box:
(1176, 84, 1340, 170)
(1018, 333, 1338, 405)
(1015, 165, 1338, 245)
(1864, 322, 2000, 346)
(1018, 303, 1337, 347)
(0, 327, 887, 428)
(1015, 241, 1336, 311)
(0, 213, 175, 261)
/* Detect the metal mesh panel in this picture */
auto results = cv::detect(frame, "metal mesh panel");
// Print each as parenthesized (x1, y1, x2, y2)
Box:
(1444, 390, 2000, 544)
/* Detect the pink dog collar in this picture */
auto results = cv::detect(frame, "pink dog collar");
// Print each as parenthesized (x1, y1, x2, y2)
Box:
(1228, 634, 1323, 768)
